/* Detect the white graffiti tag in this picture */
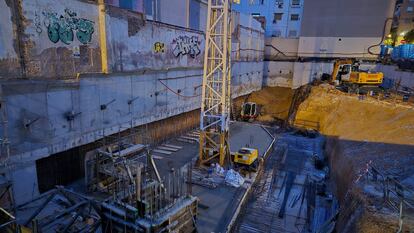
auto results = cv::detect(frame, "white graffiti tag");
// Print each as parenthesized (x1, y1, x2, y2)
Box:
(172, 36, 201, 58)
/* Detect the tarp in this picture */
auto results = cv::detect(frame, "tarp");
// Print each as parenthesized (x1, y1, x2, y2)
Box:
(225, 169, 245, 188)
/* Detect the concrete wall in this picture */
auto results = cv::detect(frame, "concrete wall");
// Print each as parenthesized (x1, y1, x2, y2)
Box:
(264, 61, 333, 88)
(233, 12, 265, 62)
(0, 0, 266, 205)
(263, 61, 294, 88)
(106, 7, 203, 72)
(0, 0, 102, 79)
(232, 62, 264, 96)
(23, 0, 101, 78)
(292, 62, 332, 88)
(1, 61, 263, 204)
(0, 0, 21, 78)
(299, 0, 396, 59)
(374, 64, 414, 88)
(265, 37, 298, 60)
(298, 37, 382, 59)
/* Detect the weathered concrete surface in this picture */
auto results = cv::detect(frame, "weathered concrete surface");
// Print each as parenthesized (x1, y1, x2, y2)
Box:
(106, 7, 203, 72)
(232, 61, 264, 97)
(0, 0, 22, 78)
(263, 61, 294, 88)
(21, 0, 101, 78)
(264, 61, 332, 89)
(232, 11, 265, 62)
(293, 62, 332, 89)
(265, 37, 299, 60)
(2, 62, 263, 164)
(0, 0, 267, 207)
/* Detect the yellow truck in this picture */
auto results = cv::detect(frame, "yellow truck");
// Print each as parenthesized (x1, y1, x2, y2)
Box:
(233, 147, 259, 171)
(331, 59, 383, 92)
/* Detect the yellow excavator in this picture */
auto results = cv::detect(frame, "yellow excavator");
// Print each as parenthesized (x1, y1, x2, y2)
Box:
(331, 59, 384, 93)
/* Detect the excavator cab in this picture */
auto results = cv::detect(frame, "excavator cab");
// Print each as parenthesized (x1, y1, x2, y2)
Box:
(240, 102, 258, 122)
(333, 61, 352, 85)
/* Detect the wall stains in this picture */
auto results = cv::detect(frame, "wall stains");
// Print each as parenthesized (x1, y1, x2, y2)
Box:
(153, 42, 165, 53)
(172, 36, 201, 58)
(34, 12, 43, 34)
(41, 8, 95, 45)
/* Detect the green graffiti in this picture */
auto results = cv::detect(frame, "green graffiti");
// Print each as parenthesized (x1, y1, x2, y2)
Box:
(75, 19, 94, 44)
(42, 9, 94, 45)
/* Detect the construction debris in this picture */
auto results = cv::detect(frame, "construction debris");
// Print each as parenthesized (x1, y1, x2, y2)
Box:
(15, 187, 100, 233)
(225, 169, 245, 188)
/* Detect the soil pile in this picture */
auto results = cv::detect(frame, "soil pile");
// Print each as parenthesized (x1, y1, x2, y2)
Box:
(295, 85, 414, 146)
(246, 86, 294, 122)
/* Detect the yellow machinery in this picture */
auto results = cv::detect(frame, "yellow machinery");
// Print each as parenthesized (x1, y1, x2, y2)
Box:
(234, 148, 259, 170)
(331, 59, 383, 91)
(331, 59, 384, 89)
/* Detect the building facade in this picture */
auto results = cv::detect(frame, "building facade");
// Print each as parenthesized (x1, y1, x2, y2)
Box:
(393, 0, 414, 44)
(232, 0, 304, 38)
(298, 0, 396, 59)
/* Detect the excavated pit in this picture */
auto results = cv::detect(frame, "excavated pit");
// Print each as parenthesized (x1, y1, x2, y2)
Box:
(245, 85, 414, 232)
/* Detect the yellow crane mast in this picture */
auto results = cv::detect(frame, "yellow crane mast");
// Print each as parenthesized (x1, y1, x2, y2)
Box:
(199, 0, 233, 166)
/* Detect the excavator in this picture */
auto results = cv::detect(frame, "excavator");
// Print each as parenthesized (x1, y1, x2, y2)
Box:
(331, 59, 384, 93)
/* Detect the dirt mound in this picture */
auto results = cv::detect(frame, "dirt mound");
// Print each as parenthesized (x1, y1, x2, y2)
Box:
(246, 86, 294, 122)
(295, 85, 414, 146)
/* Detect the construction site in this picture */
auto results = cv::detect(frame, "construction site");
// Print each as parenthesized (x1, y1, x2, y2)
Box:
(0, 0, 413, 232)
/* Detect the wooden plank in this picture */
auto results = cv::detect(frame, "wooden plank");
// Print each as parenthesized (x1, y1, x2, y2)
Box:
(157, 146, 179, 152)
(163, 144, 183, 149)
(153, 149, 172, 155)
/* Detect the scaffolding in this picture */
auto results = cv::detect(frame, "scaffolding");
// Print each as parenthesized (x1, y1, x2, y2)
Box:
(85, 142, 198, 233)
(199, 0, 232, 166)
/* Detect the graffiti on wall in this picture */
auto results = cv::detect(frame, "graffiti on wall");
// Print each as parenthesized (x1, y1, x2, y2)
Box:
(40, 9, 95, 45)
(153, 42, 165, 53)
(172, 36, 201, 58)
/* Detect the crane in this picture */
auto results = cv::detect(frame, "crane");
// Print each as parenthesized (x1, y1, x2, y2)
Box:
(199, 0, 237, 166)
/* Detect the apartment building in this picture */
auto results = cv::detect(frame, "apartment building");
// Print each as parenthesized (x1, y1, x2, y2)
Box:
(232, 0, 304, 37)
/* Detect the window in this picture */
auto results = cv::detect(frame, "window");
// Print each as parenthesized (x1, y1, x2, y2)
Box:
(291, 0, 300, 6)
(290, 14, 300, 21)
(288, 30, 297, 37)
(273, 13, 283, 23)
(272, 30, 282, 37)
(408, 6, 413, 12)
(276, 0, 284, 8)
(249, 0, 264, 5)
